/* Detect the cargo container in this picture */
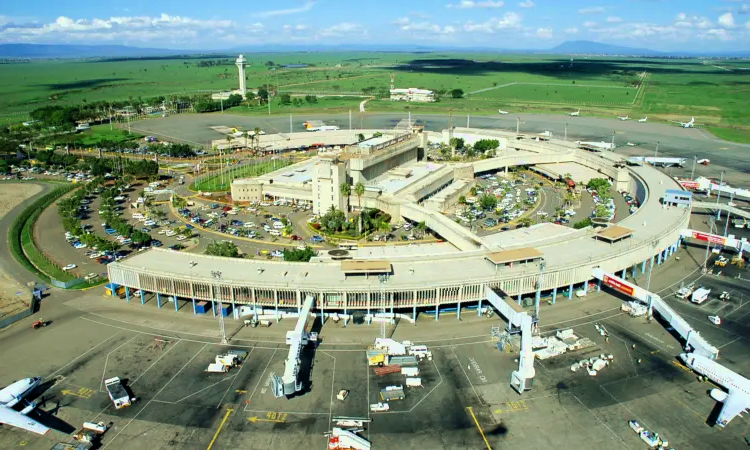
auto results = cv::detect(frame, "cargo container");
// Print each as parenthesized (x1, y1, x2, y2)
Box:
(405, 377, 423, 388)
(194, 301, 210, 314)
(219, 304, 232, 317)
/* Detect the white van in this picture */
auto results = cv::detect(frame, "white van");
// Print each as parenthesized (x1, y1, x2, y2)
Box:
(269, 230, 281, 236)
(408, 345, 429, 357)
(273, 222, 284, 229)
(132, 213, 144, 220)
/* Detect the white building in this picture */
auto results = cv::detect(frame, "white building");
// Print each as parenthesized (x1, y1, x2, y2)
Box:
(312, 154, 348, 215)
(390, 88, 435, 102)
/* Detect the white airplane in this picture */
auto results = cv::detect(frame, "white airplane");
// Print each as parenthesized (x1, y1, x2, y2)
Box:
(638, 117, 647, 123)
(498, 109, 509, 115)
(679, 353, 750, 428)
(303, 122, 340, 132)
(569, 110, 580, 117)
(672, 117, 695, 128)
(0, 377, 49, 435)
(618, 115, 630, 121)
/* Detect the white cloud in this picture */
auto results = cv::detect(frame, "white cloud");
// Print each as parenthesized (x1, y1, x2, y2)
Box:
(583, 21, 597, 28)
(747, 20, 750, 28)
(535, 27, 553, 38)
(740, 4, 750, 14)
(718, 12, 735, 27)
(673, 13, 712, 29)
(518, 0, 534, 7)
(578, 6, 605, 14)
(318, 22, 365, 37)
(395, 17, 456, 35)
(409, 11, 431, 19)
(463, 12, 522, 33)
(446, 1, 505, 9)
(255, 1, 315, 18)
(701, 28, 731, 40)
(606, 16, 622, 23)
(564, 27, 579, 34)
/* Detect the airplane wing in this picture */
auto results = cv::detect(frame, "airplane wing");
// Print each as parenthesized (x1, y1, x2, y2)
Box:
(0, 407, 50, 435)
(716, 390, 749, 427)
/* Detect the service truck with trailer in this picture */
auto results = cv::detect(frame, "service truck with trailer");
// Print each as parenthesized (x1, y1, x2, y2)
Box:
(380, 386, 405, 402)
(104, 377, 132, 409)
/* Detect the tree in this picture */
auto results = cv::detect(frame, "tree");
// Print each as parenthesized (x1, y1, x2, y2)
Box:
(469, 186, 477, 196)
(357, 133, 365, 142)
(206, 240, 240, 258)
(450, 89, 464, 99)
(131, 230, 152, 246)
(340, 183, 351, 214)
(473, 139, 500, 152)
(594, 204, 611, 219)
(458, 195, 467, 205)
(573, 217, 592, 229)
(354, 182, 366, 234)
(415, 221, 427, 239)
(479, 194, 498, 211)
(280, 94, 292, 105)
(586, 178, 610, 192)
(378, 220, 391, 242)
(282, 246, 315, 262)
(449, 137, 464, 150)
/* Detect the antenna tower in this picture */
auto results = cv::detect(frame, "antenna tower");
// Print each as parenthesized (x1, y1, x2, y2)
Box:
(390, 74, 395, 90)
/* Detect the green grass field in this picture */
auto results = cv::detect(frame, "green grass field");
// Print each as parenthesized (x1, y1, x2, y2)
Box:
(1, 52, 748, 142)
(76, 124, 143, 145)
(191, 159, 293, 192)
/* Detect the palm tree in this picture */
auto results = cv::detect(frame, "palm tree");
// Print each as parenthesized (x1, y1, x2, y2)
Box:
(226, 135, 234, 150)
(378, 220, 391, 243)
(254, 127, 262, 152)
(416, 221, 427, 239)
(339, 183, 351, 216)
(354, 182, 366, 234)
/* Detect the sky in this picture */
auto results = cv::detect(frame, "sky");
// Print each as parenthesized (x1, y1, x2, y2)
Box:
(1, 0, 749, 52)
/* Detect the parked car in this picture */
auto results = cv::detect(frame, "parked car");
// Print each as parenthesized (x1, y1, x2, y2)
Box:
(62, 264, 77, 271)
(311, 235, 324, 243)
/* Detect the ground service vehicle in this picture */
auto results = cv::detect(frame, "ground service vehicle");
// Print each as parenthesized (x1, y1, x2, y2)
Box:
(370, 403, 390, 412)
(380, 387, 405, 401)
(104, 377, 132, 409)
(691, 288, 711, 304)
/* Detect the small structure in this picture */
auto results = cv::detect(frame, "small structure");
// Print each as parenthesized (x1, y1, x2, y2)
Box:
(595, 225, 634, 244)
(484, 248, 543, 268)
(663, 189, 692, 208)
(389, 88, 435, 102)
(341, 260, 392, 276)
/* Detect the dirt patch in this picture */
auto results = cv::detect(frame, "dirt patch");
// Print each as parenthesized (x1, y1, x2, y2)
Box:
(0, 183, 43, 318)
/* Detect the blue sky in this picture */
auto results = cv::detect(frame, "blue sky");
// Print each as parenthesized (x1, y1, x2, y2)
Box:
(1, 0, 749, 51)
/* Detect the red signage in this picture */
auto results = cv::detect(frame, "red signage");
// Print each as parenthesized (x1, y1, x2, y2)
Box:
(691, 231, 726, 245)
(680, 180, 700, 189)
(603, 275, 635, 297)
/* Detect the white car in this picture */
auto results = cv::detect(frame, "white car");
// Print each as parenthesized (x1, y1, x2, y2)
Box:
(113, 196, 125, 201)
(176, 235, 187, 241)
(244, 222, 256, 228)
(144, 220, 156, 226)
(269, 230, 281, 236)
(62, 264, 77, 271)
(708, 315, 721, 325)
(370, 402, 390, 412)
(88, 252, 102, 259)
(84, 273, 98, 281)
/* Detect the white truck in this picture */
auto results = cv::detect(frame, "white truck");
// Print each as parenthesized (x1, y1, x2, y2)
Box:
(370, 402, 390, 412)
(405, 377, 423, 388)
(691, 288, 711, 304)
(104, 377, 132, 409)
(401, 367, 420, 376)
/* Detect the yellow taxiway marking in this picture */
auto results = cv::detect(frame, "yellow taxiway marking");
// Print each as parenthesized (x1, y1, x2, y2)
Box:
(206, 407, 234, 450)
(61, 388, 95, 398)
(235, 389, 247, 394)
(248, 412, 288, 423)
(466, 407, 492, 450)
(493, 400, 528, 414)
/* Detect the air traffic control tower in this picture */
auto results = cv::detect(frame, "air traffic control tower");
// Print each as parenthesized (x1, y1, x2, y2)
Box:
(236, 54, 247, 98)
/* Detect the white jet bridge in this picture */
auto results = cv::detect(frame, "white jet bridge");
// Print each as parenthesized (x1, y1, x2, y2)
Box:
(627, 156, 686, 168)
(590, 268, 719, 360)
(680, 229, 750, 254)
(272, 295, 316, 398)
(484, 286, 536, 394)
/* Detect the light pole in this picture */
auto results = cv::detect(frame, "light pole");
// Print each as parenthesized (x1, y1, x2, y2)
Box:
(724, 193, 733, 237)
(691, 155, 697, 179)
(645, 239, 658, 291)
(516, 117, 520, 135)
(704, 217, 715, 270)
(564, 123, 567, 142)
(654, 141, 659, 159)
(212, 270, 228, 344)
(715, 170, 725, 220)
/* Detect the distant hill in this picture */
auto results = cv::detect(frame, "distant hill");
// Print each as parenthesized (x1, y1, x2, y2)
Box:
(550, 41, 662, 56)
(0, 44, 195, 58)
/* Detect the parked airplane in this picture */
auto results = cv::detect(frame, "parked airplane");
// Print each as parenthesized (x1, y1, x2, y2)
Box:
(569, 110, 580, 117)
(303, 122, 340, 132)
(679, 353, 750, 428)
(698, 158, 711, 165)
(672, 117, 696, 128)
(498, 110, 509, 115)
(0, 377, 49, 435)
(618, 115, 630, 121)
(638, 117, 647, 123)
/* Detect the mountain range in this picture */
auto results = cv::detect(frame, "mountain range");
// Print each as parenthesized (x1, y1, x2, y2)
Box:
(1, 41, 749, 58)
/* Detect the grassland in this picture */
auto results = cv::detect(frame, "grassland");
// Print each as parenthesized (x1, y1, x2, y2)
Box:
(1, 52, 748, 142)
(191, 159, 293, 192)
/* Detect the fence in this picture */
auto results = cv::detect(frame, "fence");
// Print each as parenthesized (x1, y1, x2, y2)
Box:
(0, 294, 37, 329)
(50, 278, 85, 289)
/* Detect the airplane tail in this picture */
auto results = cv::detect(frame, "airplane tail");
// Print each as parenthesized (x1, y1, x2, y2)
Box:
(303, 122, 311, 129)
(689, 117, 694, 124)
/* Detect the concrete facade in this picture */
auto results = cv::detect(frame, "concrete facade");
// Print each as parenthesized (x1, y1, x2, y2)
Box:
(312, 155, 348, 215)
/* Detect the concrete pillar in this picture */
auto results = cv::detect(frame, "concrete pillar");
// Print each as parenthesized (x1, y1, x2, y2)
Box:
(632, 265, 637, 279)
(212, 301, 216, 317)
(457, 301, 461, 320)
(517, 293, 522, 305)
(232, 299, 236, 317)
(140, 290, 145, 305)
(621, 269, 626, 280)
(534, 285, 541, 312)
(435, 303, 439, 321)
(156, 293, 161, 309)
(174, 295, 178, 312)
(650, 254, 655, 269)
(641, 260, 647, 273)
(478, 298, 482, 316)
(568, 283, 573, 300)
(663, 249, 668, 260)
(192, 298, 196, 315)
(413, 305, 417, 323)
(657, 251, 663, 265)
(552, 287, 557, 304)
(597, 279, 602, 292)
(125, 289, 130, 303)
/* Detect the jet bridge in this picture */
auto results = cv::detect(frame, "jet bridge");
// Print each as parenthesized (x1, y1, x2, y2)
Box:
(591, 268, 719, 360)
(680, 229, 750, 254)
(272, 295, 316, 398)
(484, 286, 535, 394)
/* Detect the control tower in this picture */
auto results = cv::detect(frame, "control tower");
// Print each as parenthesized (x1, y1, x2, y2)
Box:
(236, 54, 247, 98)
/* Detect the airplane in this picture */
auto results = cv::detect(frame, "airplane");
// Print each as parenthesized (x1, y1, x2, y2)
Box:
(303, 122, 340, 132)
(0, 377, 49, 435)
(569, 110, 580, 117)
(698, 158, 710, 165)
(638, 117, 647, 123)
(627, 142, 636, 147)
(679, 352, 750, 428)
(672, 117, 696, 128)
(498, 109, 509, 115)
(618, 115, 630, 121)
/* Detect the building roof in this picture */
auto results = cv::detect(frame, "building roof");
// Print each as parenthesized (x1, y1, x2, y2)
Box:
(596, 225, 634, 242)
(665, 189, 692, 197)
(485, 248, 543, 265)
(341, 260, 392, 274)
(390, 88, 433, 95)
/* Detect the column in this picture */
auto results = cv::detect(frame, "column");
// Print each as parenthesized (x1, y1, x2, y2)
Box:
(568, 283, 573, 300)
(597, 279, 602, 292)
(641, 260, 647, 273)
(274, 291, 279, 322)
(534, 287, 541, 313)
(367, 292, 371, 325)
(174, 295, 178, 312)
(125, 289, 130, 303)
(140, 290, 145, 305)
(232, 299, 236, 317)
(552, 287, 557, 304)
(657, 251, 663, 265)
(650, 254, 655, 269)
(435, 303, 439, 321)
(413, 305, 417, 323)
(457, 299, 461, 321)
(632, 265, 637, 279)
(517, 293, 522, 305)
(478, 298, 483, 316)
(192, 298, 196, 315)
(212, 301, 216, 317)
(413, 290, 417, 326)
(156, 292, 161, 309)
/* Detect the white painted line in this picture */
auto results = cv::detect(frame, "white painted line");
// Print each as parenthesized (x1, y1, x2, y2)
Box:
(101, 334, 142, 392)
(245, 348, 278, 410)
(319, 351, 337, 429)
(102, 343, 208, 449)
(132, 340, 181, 385)
(244, 409, 328, 415)
(570, 393, 631, 449)
(718, 337, 741, 349)
(373, 357, 444, 415)
(601, 324, 639, 377)
(47, 329, 122, 379)
(451, 347, 484, 405)
(172, 377, 233, 405)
